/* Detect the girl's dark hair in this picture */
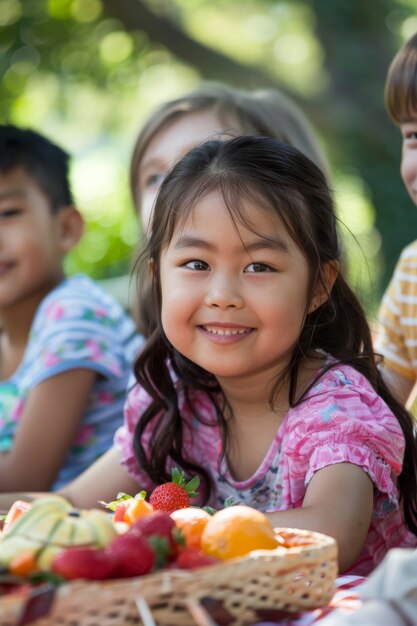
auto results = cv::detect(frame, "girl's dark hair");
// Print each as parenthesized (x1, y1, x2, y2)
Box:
(133, 135, 417, 534)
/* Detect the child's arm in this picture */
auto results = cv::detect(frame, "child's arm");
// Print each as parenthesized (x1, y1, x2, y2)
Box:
(59, 446, 141, 509)
(0, 368, 98, 491)
(265, 462, 373, 573)
(0, 448, 140, 511)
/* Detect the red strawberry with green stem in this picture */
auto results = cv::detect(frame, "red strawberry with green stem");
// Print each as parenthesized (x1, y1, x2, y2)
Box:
(149, 468, 200, 514)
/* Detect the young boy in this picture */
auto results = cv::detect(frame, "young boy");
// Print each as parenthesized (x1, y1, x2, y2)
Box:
(0, 125, 143, 491)
(376, 32, 417, 406)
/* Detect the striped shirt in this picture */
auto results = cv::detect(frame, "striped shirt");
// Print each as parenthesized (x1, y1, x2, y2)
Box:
(376, 241, 417, 381)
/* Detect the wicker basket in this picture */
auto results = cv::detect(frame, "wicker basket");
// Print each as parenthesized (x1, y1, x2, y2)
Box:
(0, 528, 338, 626)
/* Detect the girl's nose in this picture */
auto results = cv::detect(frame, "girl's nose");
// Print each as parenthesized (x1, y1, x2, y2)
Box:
(204, 280, 244, 310)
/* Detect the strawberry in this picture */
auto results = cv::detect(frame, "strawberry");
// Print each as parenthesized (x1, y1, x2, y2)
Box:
(149, 468, 200, 514)
(106, 533, 155, 578)
(128, 511, 183, 564)
(175, 546, 220, 570)
(113, 501, 130, 523)
(52, 547, 116, 581)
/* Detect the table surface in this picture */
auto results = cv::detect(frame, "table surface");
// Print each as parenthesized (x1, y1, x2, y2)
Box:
(253, 575, 366, 626)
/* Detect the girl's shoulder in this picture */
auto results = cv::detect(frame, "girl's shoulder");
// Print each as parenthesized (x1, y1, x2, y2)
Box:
(307, 357, 376, 397)
(292, 357, 402, 438)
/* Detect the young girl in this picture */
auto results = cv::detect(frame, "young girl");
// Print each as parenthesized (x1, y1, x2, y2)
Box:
(0, 125, 143, 492)
(113, 135, 417, 576)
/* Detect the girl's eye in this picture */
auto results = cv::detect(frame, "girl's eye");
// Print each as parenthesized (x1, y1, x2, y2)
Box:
(244, 262, 273, 273)
(405, 132, 417, 140)
(183, 260, 209, 271)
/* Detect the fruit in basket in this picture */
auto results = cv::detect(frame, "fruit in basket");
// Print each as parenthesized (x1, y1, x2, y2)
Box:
(171, 507, 211, 550)
(0, 495, 117, 572)
(52, 546, 116, 581)
(113, 500, 131, 522)
(149, 468, 200, 513)
(106, 533, 155, 577)
(124, 493, 154, 523)
(175, 546, 221, 570)
(201, 505, 278, 560)
(129, 511, 180, 561)
(2, 500, 31, 532)
(101, 490, 154, 524)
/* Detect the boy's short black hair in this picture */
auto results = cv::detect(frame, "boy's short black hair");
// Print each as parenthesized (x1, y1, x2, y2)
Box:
(0, 125, 74, 212)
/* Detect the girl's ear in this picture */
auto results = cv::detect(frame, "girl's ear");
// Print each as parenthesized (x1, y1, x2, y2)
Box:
(57, 206, 84, 253)
(308, 261, 339, 313)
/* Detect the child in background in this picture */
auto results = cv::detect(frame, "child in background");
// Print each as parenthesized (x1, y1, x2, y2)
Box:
(113, 136, 417, 575)
(129, 82, 330, 334)
(0, 125, 143, 492)
(375, 32, 417, 406)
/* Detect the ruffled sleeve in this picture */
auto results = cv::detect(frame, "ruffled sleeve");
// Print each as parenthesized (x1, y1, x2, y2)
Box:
(284, 366, 405, 514)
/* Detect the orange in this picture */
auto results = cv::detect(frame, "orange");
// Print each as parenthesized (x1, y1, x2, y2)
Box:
(124, 497, 154, 524)
(200, 505, 278, 560)
(171, 507, 211, 549)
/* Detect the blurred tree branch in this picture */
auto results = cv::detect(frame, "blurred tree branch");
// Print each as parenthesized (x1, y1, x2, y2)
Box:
(102, 0, 277, 88)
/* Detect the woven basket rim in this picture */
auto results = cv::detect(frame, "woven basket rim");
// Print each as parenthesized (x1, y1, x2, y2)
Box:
(0, 526, 338, 606)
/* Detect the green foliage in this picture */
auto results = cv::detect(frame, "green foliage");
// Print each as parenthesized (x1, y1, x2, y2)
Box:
(0, 0, 415, 314)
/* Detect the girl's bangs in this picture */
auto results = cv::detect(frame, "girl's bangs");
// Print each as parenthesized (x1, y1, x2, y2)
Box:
(160, 173, 307, 254)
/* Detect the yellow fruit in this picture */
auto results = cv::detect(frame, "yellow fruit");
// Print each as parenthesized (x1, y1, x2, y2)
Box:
(201, 505, 278, 560)
(0, 495, 117, 571)
(171, 507, 211, 549)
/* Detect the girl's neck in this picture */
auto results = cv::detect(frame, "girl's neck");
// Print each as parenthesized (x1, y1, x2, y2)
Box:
(218, 352, 325, 423)
(220, 354, 326, 482)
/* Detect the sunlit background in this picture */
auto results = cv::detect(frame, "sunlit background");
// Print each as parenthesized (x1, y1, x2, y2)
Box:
(1, 0, 417, 317)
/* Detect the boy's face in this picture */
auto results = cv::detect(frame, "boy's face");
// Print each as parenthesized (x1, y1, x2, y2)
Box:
(0, 167, 66, 314)
(400, 116, 417, 206)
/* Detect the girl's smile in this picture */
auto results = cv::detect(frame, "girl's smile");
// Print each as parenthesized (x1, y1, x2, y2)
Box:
(198, 322, 255, 344)
(159, 190, 312, 385)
